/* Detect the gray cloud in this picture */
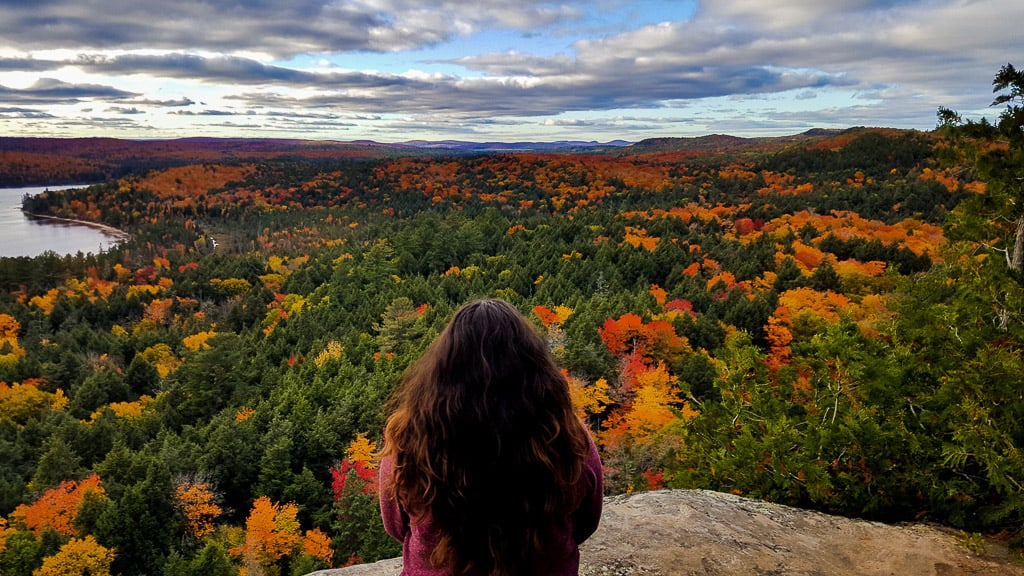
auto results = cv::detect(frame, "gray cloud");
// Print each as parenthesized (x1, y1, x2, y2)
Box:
(262, 110, 342, 120)
(0, 0, 578, 57)
(106, 106, 144, 114)
(0, 107, 57, 118)
(71, 53, 416, 88)
(425, 0, 1021, 121)
(171, 109, 237, 116)
(0, 57, 63, 71)
(24, 115, 158, 135)
(0, 78, 138, 103)
(222, 62, 841, 120)
(232, 0, 1009, 124)
(131, 97, 196, 107)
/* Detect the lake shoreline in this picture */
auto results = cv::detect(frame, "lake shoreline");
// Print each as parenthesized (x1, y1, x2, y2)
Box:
(22, 211, 132, 243)
(0, 184, 130, 258)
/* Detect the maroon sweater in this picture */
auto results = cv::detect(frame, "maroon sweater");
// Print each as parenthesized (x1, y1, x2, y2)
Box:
(379, 434, 604, 575)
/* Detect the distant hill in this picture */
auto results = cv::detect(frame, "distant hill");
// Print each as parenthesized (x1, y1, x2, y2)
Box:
(395, 139, 633, 152)
(624, 128, 857, 155)
(0, 136, 639, 186)
(0, 137, 389, 187)
(0, 128, 922, 187)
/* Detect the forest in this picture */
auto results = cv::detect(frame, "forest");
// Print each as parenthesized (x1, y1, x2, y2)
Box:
(1, 65, 1023, 576)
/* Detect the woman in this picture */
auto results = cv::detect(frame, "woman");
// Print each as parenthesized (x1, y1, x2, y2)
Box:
(379, 298, 603, 576)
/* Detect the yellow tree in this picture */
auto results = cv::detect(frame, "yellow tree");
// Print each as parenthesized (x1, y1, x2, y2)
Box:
(231, 496, 301, 574)
(0, 313, 21, 343)
(138, 343, 180, 377)
(175, 480, 222, 539)
(301, 528, 333, 566)
(0, 517, 11, 553)
(32, 535, 115, 576)
(565, 372, 611, 421)
(600, 362, 697, 449)
(0, 313, 25, 368)
(182, 330, 217, 352)
(344, 433, 377, 466)
(0, 380, 67, 425)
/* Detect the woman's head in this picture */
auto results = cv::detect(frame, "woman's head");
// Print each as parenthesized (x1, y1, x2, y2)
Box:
(422, 298, 563, 414)
(382, 298, 589, 575)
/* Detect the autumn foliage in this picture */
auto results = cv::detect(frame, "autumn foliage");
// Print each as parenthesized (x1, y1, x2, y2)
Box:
(174, 480, 222, 540)
(332, 434, 379, 501)
(12, 474, 105, 538)
(0, 517, 11, 554)
(0, 379, 67, 425)
(33, 535, 115, 576)
(599, 313, 689, 364)
(5, 119, 1023, 573)
(231, 497, 302, 572)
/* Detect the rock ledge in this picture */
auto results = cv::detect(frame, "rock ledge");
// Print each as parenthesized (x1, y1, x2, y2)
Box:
(311, 489, 1023, 576)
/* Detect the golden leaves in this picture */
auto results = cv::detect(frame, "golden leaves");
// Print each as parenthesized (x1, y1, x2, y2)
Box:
(0, 380, 67, 425)
(33, 535, 115, 576)
(623, 226, 660, 251)
(566, 373, 611, 420)
(138, 343, 180, 378)
(344, 433, 378, 468)
(301, 528, 333, 565)
(231, 496, 301, 569)
(0, 517, 11, 554)
(175, 480, 222, 540)
(313, 341, 344, 368)
(182, 331, 217, 352)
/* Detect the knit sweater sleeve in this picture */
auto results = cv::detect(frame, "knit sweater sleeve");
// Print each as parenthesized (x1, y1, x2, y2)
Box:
(378, 456, 409, 542)
(571, 432, 604, 544)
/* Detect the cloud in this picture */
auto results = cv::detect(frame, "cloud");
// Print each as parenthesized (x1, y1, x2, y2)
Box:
(0, 107, 56, 119)
(262, 110, 343, 120)
(131, 97, 196, 107)
(0, 1, 579, 57)
(171, 109, 237, 116)
(543, 118, 589, 126)
(71, 53, 416, 88)
(434, 0, 1022, 119)
(0, 57, 62, 71)
(0, 78, 138, 103)
(106, 106, 145, 115)
(222, 59, 842, 121)
(28, 116, 158, 135)
(1, 0, 1020, 139)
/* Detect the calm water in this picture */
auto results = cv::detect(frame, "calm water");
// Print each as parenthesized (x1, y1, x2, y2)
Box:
(0, 185, 124, 258)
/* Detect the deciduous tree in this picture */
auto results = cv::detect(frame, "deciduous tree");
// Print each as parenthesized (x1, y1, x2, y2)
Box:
(32, 535, 114, 576)
(231, 496, 301, 574)
(174, 480, 221, 540)
(12, 474, 105, 538)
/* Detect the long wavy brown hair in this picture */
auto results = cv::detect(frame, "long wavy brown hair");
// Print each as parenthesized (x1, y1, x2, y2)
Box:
(381, 298, 591, 575)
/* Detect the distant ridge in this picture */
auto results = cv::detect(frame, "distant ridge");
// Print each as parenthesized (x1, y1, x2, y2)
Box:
(0, 129, 917, 187)
(628, 132, 819, 154)
(619, 128, 917, 156)
(634, 133, 752, 148)
(396, 139, 633, 152)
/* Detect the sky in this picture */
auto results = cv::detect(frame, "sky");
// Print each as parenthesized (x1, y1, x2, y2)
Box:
(0, 0, 1019, 143)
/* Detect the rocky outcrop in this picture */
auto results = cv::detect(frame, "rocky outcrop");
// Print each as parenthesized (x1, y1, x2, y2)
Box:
(311, 489, 1023, 576)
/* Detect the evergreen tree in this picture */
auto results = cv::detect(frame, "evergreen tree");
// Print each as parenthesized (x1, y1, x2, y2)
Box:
(29, 437, 83, 492)
(96, 460, 178, 576)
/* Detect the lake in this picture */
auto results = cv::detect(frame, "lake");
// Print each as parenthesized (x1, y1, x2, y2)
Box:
(0, 185, 126, 258)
